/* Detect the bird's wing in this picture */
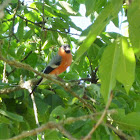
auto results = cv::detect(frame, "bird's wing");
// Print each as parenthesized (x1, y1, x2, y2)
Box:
(31, 54, 62, 93)
(43, 54, 62, 74)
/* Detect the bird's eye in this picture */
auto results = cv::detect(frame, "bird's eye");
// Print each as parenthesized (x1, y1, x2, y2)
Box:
(62, 45, 67, 50)
(61, 45, 70, 51)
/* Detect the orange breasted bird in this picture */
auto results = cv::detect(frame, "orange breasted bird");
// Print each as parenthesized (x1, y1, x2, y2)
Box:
(31, 44, 72, 93)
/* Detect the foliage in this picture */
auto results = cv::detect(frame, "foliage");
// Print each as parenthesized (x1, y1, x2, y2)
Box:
(0, 0, 140, 139)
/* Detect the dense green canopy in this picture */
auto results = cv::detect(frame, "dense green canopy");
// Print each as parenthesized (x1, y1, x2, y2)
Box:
(0, 0, 140, 139)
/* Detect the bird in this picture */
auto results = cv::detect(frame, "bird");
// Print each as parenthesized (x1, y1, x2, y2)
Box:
(31, 44, 72, 94)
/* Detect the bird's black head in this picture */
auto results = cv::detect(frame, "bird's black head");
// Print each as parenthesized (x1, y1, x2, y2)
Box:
(61, 45, 71, 54)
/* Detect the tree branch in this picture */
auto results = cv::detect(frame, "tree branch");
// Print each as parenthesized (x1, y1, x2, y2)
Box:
(8, 110, 117, 140)
(0, 78, 38, 94)
(0, 85, 21, 94)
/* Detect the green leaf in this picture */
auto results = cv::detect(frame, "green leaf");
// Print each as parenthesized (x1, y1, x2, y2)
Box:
(76, 0, 85, 4)
(85, 0, 96, 16)
(86, 84, 100, 97)
(17, 19, 24, 41)
(0, 116, 11, 124)
(52, 18, 69, 30)
(11, 0, 18, 3)
(45, 130, 61, 139)
(55, 88, 70, 100)
(8, 40, 18, 57)
(6, 64, 12, 72)
(112, 16, 119, 27)
(16, 44, 25, 56)
(0, 22, 9, 33)
(116, 37, 136, 93)
(24, 11, 40, 22)
(69, 20, 82, 31)
(120, 112, 140, 130)
(128, 0, 140, 59)
(99, 41, 120, 103)
(25, 53, 38, 67)
(0, 123, 10, 139)
(111, 0, 123, 17)
(112, 109, 125, 121)
(86, 0, 108, 16)
(75, 0, 123, 62)
(59, 1, 77, 15)
(24, 30, 33, 41)
(34, 2, 58, 17)
(49, 106, 65, 122)
(134, 101, 140, 112)
(0, 109, 24, 122)
(112, 109, 140, 130)
(46, 94, 63, 112)
(110, 132, 120, 140)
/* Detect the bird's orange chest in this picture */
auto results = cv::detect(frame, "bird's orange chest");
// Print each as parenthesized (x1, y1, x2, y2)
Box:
(50, 53, 72, 75)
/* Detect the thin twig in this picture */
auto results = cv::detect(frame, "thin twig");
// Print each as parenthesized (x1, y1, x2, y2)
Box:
(30, 93, 40, 127)
(21, 51, 33, 62)
(2, 18, 14, 23)
(16, 14, 80, 36)
(2, 62, 8, 83)
(83, 92, 113, 140)
(22, 80, 44, 139)
(30, 93, 45, 139)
